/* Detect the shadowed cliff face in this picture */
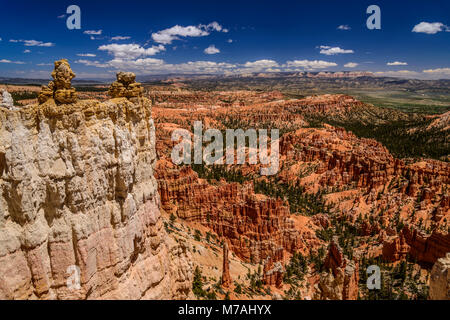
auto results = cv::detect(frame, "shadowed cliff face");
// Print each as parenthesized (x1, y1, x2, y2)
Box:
(0, 63, 193, 300)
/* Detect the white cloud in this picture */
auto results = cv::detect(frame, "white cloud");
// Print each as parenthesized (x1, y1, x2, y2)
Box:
(337, 25, 351, 30)
(227, 39, 233, 43)
(0, 59, 25, 64)
(387, 61, 408, 66)
(57, 14, 66, 19)
(10, 39, 54, 47)
(202, 22, 228, 33)
(319, 46, 354, 55)
(98, 43, 165, 59)
(204, 45, 220, 54)
(23, 49, 31, 53)
(111, 36, 131, 41)
(374, 70, 420, 78)
(101, 58, 236, 74)
(107, 58, 165, 69)
(0, 38, 2, 41)
(36, 63, 53, 66)
(84, 30, 102, 35)
(344, 62, 358, 68)
(77, 53, 96, 57)
(285, 59, 337, 70)
(243, 59, 279, 69)
(151, 22, 227, 44)
(152, 25, 208, 44)
(423, 67, 450, 75)
(412, 22, 449, 34)
(75, 59, 109, 68)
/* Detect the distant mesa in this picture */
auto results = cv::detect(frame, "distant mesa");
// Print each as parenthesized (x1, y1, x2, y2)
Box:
(38, 59, 77, 104)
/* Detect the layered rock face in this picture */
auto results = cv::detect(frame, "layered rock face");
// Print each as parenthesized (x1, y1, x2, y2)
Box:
(156, 163, 308, 264)
(429, 253, 450, 300)
(262, 248, 284, 288)
(317, 237, 359, 300)
(221, 242, 231, 287)
(0, 90, 14, 110)
(0, 63, 192, 299)
(149, 88, 448, 297)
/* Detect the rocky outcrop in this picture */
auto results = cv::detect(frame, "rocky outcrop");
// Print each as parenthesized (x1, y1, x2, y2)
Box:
(262, 248, 284, 288)
(221, 242, 231, 288)
(109, 72, 144, 99)
(38, 59, 77, 104)
(155, 163, 310, 264)
(0, 66, 192, 300)
(429, 253, 450, 300)
(402, 226, 450, 266)
(0, 90, 14, 110)
(318, 237, 359, 300)
(279, 125, 396, 190)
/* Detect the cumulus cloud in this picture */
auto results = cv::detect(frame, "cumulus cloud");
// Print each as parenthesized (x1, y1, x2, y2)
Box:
(243, 59, 279, 69)
(98, 43, 165, 59)
(319, 46, 353, 55)
(84, 30, 103, 35)
(204, 45, 220, 54)
(10, 39, 54, 47)
(344, 62, 358, 68)
(75, 59, 109, 68)
(285, 59, 337, 70)
(151, 22, 227, 44)
(387, 61, 408, 66)
(77, 53, 96, 57)
(110, 36, 131, 41)
(201, 22, 228, 33)
(23, 49, 31, 53)
(412, 22, 449, 34)
(0, 59, 25, 64)
(374, 70, 420, 78)
(227, 39, 233, 43)
(337, 25, 351, 30)
(98, 58, 236, 74)
(423, 67, 450, 75)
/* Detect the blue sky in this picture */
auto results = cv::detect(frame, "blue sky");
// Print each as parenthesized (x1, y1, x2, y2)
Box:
(0, 0, 449, 79)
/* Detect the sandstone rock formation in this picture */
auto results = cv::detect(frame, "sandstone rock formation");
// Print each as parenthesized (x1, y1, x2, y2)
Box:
(0, 61, 192, 299)
(317, 237, 359, 300)
(38, 59, 77, 105)
(155, 163, 315, 264)
(429, 253, 450, 300)
(0, 90, 14, 109)
(221, 242, 231, 288)
(109, 72, 144, 99)
(149, 88, 448, 298)
(262, 249, 284, 288)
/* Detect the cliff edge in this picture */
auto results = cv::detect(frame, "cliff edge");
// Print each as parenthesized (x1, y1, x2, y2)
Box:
(0, 60, 192, 299)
